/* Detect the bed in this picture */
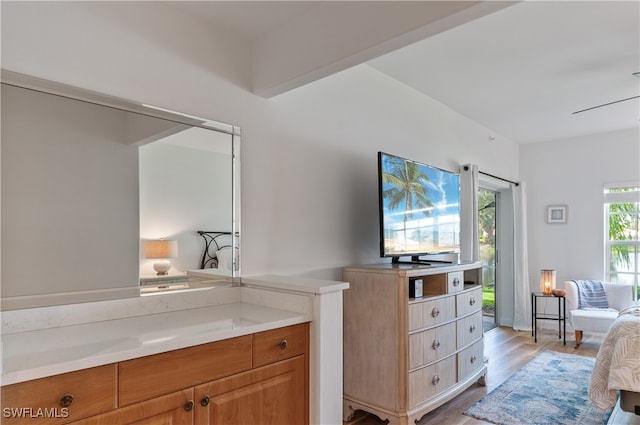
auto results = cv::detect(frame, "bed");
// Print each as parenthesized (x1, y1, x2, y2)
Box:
(197, 231, 238, 272)
(589, 301, 640, 416)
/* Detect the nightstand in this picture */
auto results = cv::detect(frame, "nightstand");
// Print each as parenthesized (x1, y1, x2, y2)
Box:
(139, 273, 189, 287)
(531, 292, 566, 345)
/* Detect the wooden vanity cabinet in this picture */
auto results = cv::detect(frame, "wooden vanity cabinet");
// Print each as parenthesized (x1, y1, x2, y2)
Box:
(342, 263, 486, 425)
(3, 323, 309, 425)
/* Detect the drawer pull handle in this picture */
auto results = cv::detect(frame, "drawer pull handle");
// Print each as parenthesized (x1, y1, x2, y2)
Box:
(184, 400, 194, 412)
(470, 297, 476, 306)
(471, 355, 477, 364)
(59, 394, 74, 408)
(431, 308, 440, 318)
(200, 396, 210, 407)
(432, 340, 441, 350)
(453, 278, 460, 286)
(279, 339, 288, 350)
(432, 375, 440, 385)
(470, 324, 476, 333)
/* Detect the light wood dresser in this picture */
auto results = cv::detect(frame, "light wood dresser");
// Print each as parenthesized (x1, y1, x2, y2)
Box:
(342, 262, 486, 425)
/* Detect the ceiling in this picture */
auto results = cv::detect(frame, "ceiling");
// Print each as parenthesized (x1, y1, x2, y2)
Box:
(168, 1, 640, 144)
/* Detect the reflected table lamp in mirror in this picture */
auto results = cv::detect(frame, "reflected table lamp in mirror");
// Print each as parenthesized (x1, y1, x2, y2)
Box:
(144, 239, 178, 275)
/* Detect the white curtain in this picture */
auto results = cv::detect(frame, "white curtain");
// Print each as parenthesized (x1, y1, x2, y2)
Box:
(512, 182, 531, 330)
(459, 164, 479, 262)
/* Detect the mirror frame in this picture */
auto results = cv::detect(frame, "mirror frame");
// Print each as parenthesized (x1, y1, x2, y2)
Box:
(0, 70, 241, 310)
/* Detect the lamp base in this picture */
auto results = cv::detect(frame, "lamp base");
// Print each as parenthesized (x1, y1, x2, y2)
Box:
(153, 259, 172, 276)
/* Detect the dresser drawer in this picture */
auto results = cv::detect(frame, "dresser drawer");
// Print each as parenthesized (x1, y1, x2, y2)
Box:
(253, 323, 308, 368)
(457, 339, 484, 382)
(1, 364, 116, 425)
(456, 286, 482, 317)
(408, 354, 456, 408)
(119, 335, 252, 406)
(409, 322, 456, 370)
(408, 296, 456, 331)
(447, 271, 464, 294)
(456, 310, 483, 349)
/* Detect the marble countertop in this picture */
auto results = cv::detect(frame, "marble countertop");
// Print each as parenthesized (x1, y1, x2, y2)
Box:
(1, 301, 309, 386)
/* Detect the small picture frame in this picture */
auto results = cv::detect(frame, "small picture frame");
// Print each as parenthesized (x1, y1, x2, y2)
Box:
(547, 205, 567, 224)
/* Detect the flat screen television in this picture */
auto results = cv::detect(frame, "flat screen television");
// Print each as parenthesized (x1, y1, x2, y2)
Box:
(378, 151, 461, 263)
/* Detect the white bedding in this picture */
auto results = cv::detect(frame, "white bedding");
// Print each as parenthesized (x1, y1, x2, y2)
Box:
(589, 303, 640, 409)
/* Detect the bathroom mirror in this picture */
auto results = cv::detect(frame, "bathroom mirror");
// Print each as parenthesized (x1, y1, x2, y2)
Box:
(0, 71, 240, 310)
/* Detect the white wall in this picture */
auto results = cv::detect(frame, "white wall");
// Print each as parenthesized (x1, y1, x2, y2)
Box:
(139, 142, 232, 275)
(1, 2, 520, 285)
(1, 83, 139, 297)
(522, 128, 640, 289)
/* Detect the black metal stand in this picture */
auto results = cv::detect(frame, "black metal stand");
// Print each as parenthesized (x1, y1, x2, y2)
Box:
(531, 292, 566, 345)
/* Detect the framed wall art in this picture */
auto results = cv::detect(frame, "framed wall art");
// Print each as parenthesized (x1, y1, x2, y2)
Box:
(547, 205, 567, 224)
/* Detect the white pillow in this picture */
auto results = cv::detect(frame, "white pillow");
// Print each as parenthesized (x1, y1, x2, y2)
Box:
(216, 246, 233, 271)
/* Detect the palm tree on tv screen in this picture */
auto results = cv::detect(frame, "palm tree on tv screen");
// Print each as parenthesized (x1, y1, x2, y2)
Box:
(382, 157, 433, 245)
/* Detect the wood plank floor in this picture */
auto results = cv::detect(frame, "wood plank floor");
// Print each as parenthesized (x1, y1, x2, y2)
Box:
(343, 326, 606, 425)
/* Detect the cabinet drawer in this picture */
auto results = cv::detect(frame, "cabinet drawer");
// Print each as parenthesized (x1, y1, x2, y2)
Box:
(456, 286, 482, 317)
(1, 364, 116, 425)
(119, 335, 252, 406)
(408, 355, 456, 408)
(456, 310, 483, 349)
(409, 322, 456, 370)
(447, 271, 464, 294)
(408, 296, 455, 331)
(457, 339, 484, 382)
(253, 323, 308, 368)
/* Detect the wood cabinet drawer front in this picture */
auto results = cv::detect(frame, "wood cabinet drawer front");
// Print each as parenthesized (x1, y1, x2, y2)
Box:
(67, 388, 193, 425)
(408, 296, 455, 331)
(456, 310, 483, 349)
(456, 286, 482, 317)
(409, 322, 456, 370)
(457, 339, 484, 382)
(119, 335, 252, 407)
(253, 323, 308, 368)
(447, 271, 464, 294)
(1, 364, 116, 425)
(408, 355, 456, 408)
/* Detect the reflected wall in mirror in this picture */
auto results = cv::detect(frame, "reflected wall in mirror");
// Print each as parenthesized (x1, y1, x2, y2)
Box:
(0, 71, 240, 310)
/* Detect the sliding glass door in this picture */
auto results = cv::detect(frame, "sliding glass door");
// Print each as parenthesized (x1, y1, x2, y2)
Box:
(479, 189, 498, 332)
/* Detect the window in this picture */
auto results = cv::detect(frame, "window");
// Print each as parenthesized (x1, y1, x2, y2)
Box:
(604, 183, 640, 300)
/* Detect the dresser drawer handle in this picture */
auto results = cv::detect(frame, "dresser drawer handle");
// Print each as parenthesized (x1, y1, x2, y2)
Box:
(279, 339, 288, 350)
(184, 400, 194, 412)
(432, 375, 440, 385)
(453, 277, 460, 286)
(200, 396, 210, 407)
(59, 394, 74, 408)
(469, 324, 476, 333)
(431, 308, 440, 318)
(432, 340, 441, 350)
(471, 355, 477, 364)
(469, 297, 476, 306)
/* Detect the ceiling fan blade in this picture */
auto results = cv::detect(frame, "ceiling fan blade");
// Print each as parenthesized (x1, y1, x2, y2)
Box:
(572, 95, 640, 115)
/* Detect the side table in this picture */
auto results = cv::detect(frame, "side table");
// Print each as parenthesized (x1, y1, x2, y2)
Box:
(531, 292, 566, 345)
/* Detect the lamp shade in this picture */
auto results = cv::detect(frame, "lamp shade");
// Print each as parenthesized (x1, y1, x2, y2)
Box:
(540, 269, 556, 295)
(144, 239, 177, 259)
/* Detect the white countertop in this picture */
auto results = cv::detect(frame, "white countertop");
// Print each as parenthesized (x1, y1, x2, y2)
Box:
(1, 302, 308, 385)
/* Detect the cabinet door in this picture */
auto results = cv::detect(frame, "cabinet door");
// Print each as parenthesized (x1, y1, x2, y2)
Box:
(67, 389, 193, 425)
(195, 356, 306, 425)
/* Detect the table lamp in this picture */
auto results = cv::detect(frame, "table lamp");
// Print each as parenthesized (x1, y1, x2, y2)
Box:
(540, 269, 556, 295)
(144, 238, 178, 275)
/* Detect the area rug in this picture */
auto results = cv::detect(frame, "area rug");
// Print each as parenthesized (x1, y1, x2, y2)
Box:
(464, 350, 613, 425)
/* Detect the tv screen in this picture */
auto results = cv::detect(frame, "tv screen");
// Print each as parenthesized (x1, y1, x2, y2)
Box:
(378, 151, 461, 260)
